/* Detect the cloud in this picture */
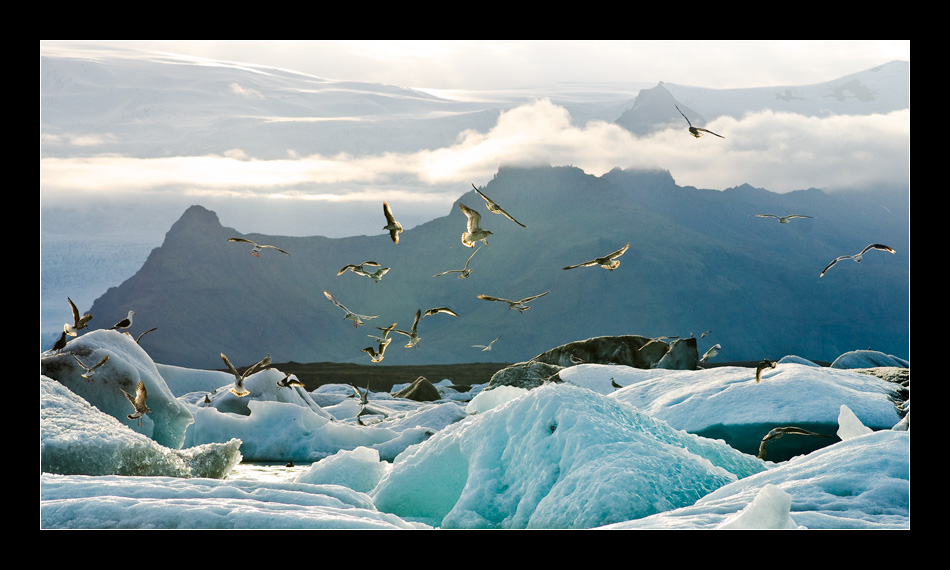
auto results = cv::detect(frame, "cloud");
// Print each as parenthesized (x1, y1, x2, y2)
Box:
(39, 100, 909, 210)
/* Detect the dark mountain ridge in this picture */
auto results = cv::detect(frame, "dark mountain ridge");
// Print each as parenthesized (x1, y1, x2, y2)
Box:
(88, 165, 909, 370)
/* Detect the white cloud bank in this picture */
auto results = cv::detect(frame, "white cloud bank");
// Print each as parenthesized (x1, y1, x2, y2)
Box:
(40, 99, 909, 208)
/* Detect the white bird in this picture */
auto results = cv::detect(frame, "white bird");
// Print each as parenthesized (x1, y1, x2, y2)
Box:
(477, 291, 549, 313)
(324, 290, 378, 327)
(393, 309, 424, 348)
(363, 323, 397, 362)
(72, 354, 110, 379)
(65, 297, 93, 336)
(221, 352, 271, 397)
(756, 359, 777, 384)
(754, 214, 813, 224)
(121, 380, 152, 426)
(382, 202, 403, 244)
(228, 237, 290, 257)
(820, 243, 897, 278)
(563, 243, 630, 271)
(337, 261, 381, 276)
(472, 335, 501, 351)
(110, 311, 135, 333)
(434, 246, 481, 279)
(423, 307, 459, 318)
(757, 426, 831, 460)
(699, 343, 721, 366)
(472, 183, 526, 227)
(459, 203, 492, 248)
(675, 104, 724, 138)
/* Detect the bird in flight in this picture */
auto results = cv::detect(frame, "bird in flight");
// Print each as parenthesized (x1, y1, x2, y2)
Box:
(699, 344, 721, 366)
(382, 202, 403, 244)
(363, 323, 397, 362)
(477, 291, 549, 313)
(434, 246, 481, 279)
(754, 214, 813, 224)
(472, 183, 527, 227)
(757, 426, 831, 460)
(820, 243, 896, 278)
(221, 352, 271, 397)
(563, 243, 630, 271)
(72, 354, 110, 379)
(393, 309, 425, 348)
(277, 373, 305, 390)
(121, 380, 152, 426)
(324, 290, 378, 327)
(459, 203, 492, 248)
(228, 237, 290, 257)
(338, 261, 381, 276)
(755, 359, 777, 384)
(473, 335, 501, 351)
(675, 104, 724, 138)
(423, 307, 460, 318)
(65, 297, 93, 337)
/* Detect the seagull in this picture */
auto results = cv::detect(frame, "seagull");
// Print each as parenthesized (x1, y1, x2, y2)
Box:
(472, 335, 501, 351)
(382, 202, 403, 244)
(754, 214, 813, 224)
(562, 243, 630, 271)
(228, 237, 290, 257)
(477, 291, 549, 313)
(221, 352, 271, 397)
(755, 359, 777, 384)
(121, 380, 152, 426)
(434, 246, 481, 279)
(324, 290, 378, 327)
(135, 327, 157, 345)
(277, 373, 305, 390)
(675, 104, 724, 138)
(820, 243, 897, 277)
(393, 309, 424, 348)
(699, 343, 721, 366)
(72, 354, 110, 379)
(65, 297, 93, 336)
(361, 338, 392, 362)
(459, 203, 492, 248)
(472, 183, 527, 227)
(757, 426, 831, 460)
(51, 330, 68, 351)
(639, 336, 680, 352)
(110, 311, 135, 333)
(423, 307, 459, 318)
(337, 261, 381, 276)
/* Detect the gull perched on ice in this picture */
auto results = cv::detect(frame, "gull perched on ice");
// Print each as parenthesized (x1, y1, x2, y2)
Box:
(757, 426, 831, 460)
(324, 290, 378, 327)
(73, 354, 110, 379)
(562, 243, 630, 271)
(382, 202, 403, 244)
(820, 243, 897, 278)
(393, 309, 424, 348)
(459, 203, 492, 248)
(110, 311, 135, 333)
(434, 246, 480, 279)
(472, 183, 526, 227)
(221, 352, 271, 397)
(754, 214, 813, 224)
(228, 237, 290, 257)
(477, 291, 549, 313)
(121, 380, 152, 426)
(675, 104, 724, 138)
(699, 343, 721, 366)
(756, 359, 777, 384)
(65, 297, 93, 336)
(473, 335, 501, 351)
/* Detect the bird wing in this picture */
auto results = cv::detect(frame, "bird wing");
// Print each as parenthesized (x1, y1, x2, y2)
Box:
(423, 307, 459, 318)
(696, 128, 724, 138)
(477, 294, 512, 304)
(674, 104, 692, 127)
(433, 269, 463, 277)
(520, 291, 550, 303)
(135, 327, 157, 344)
(754, 214, 778, 219)
(474, 185, 526, 227)
(383, 202, 397, 224)
(820, 257, 846, 277)
(324, 290, 350, 312)
(134, 381, 148, 406)
(68, 297, 81, 323)
(606, 243, 631, 260)
(562, 259, 598, 270)
(261, 244, 290, 256)
(459, 203, 482, 231)
(863, 243, 897, 255)
(228, 237, 257, 246)
(220, 353, 241, 379)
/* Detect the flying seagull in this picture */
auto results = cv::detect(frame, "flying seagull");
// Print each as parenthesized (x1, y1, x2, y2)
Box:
(459, 203, 492, 248)
(121, 380, 152, 426)
(755, 359, 777, 384)
(423, 307, 460, 318)
(477, 291, 549, 313)
(73, 354, 110, 379)
(639, 336, 680, 352)
(699, 343, 721, 366)
(757, 426, 831, 460)
(65, 297, 93, 336)
(324, 290, 378, 327)
(675, 104, 724, 138)
(563, 243, 630, 271)
(754, 214, 813, 224)
(277, 373, 305, 390)
(434, 246, 481, 279)
(110, 311, 135, 333)
(472, 183, 527, 227)
(820, 243, 897, 278)
(473, 335, 501, 351)
(382, 202, 403, 244)
(228, 237, 290, 257)
(393, 309, 424, 348)
(221, 352, 271, 397)
(337, 261, 381, 276)
(363, 323, 397, 362)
